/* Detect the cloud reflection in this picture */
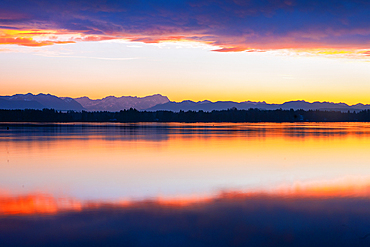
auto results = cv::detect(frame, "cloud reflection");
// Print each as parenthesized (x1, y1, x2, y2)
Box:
(2, 180, 370, 246)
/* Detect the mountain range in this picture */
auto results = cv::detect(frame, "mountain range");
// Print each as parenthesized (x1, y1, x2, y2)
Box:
(0, 93, 84, 111)
(74, 94, 169, 111)
(147, 100, 370, 112)
(1, 93, 370, 112)
(0, 93, 170, 111)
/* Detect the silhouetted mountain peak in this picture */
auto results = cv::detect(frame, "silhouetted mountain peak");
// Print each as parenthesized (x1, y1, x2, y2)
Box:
(3, 93, 370, 113)
(0, 93, 84, 110)
(74, 94, 170, 111)
(147, 99, 370, 112)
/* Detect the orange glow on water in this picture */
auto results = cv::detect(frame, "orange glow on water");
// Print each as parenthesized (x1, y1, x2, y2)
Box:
(0, 193, 82, 215)
(2, 177, 370, 216)
(2, 123, 370, 201)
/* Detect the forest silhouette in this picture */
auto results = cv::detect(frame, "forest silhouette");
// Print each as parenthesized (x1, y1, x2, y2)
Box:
(1, 108, 370, 122)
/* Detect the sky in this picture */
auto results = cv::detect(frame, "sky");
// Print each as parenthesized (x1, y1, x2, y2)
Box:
(0, 0, 369, 104)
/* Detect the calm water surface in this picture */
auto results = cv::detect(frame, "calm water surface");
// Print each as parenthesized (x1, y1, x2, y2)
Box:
(1, 122, 370, 201)
(3, 123, 370, 246)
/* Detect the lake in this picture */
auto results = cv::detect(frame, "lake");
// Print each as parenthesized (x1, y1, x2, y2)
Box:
(1, 122, 370, 246)
(2, 122, 370, 200)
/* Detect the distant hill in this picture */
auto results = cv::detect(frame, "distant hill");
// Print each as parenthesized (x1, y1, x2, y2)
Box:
(0, 93, 84, 111)
(74, 94, 170, 112)
(146, 100, 370, 112)
(2, 93, 370, 113)
(0, 93, 169, 112)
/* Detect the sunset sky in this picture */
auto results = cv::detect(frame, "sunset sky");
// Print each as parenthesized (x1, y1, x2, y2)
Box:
(1, 0, 369, 104)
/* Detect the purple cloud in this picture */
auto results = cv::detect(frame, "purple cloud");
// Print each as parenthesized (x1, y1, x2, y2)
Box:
(0, 0, 369, 51)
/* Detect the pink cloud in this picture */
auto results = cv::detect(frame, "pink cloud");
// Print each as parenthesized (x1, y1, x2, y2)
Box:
(0, 0, 369, 56)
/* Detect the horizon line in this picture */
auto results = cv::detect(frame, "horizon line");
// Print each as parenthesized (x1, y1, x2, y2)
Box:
(2, 92, 370, 106)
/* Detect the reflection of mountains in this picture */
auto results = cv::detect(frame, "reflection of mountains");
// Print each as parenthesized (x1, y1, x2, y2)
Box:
(0, 123, 171, 142)
(2, 182, 370, 246)
(1, 123, 370, 141)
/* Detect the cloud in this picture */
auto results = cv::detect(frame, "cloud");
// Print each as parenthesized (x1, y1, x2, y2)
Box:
(0, 37, 74, 46)
(0, 29, 76, 46)
(0, 0, 369, 55)
(38, 54, 142, 60)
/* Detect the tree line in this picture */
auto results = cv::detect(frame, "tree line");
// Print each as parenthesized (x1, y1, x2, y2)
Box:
(1, 108, 370, 122)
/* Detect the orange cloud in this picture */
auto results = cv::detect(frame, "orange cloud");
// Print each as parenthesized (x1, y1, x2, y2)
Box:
(0, 29, 76, 46)
(213, 47, 251, 52)
(0, 0, 369, 58)
(74, 35, 118, 42)
(0, 37, 74, 46)
(0, 27, 369, 60)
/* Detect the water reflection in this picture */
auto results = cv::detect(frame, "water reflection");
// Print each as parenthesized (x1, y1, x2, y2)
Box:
(2, 122, 370, 246)
(2, 184, 370, 246)
(2, 178, 370, 216)
(2, 122, 370, 141)
(1, 122, 370, 200)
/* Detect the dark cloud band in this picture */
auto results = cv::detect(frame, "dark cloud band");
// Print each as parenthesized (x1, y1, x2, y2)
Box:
(0, 0, 369, 51)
